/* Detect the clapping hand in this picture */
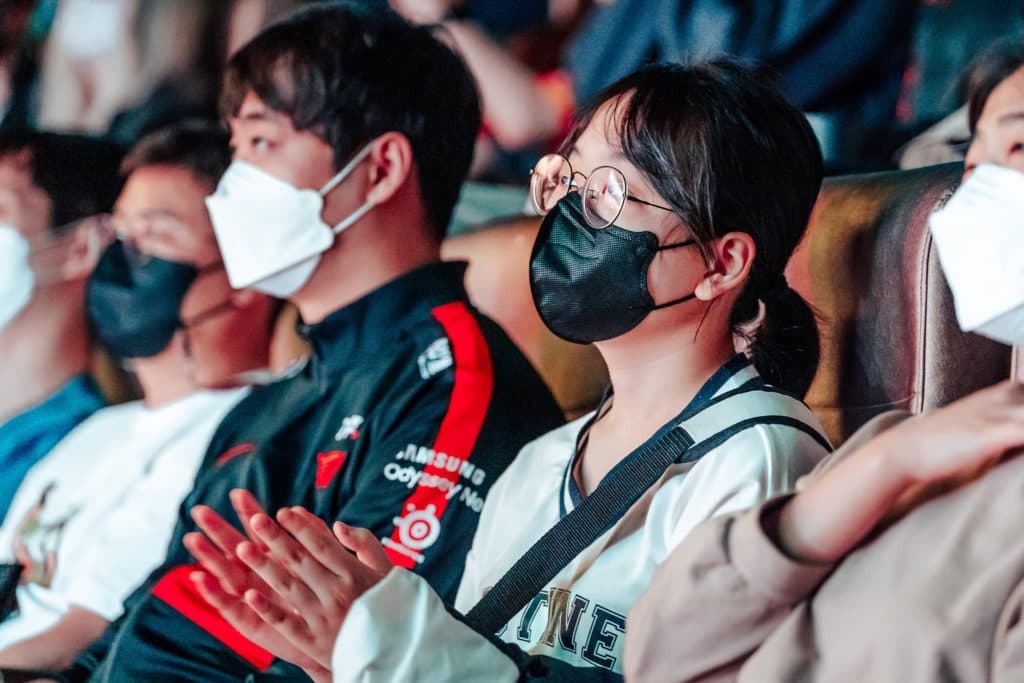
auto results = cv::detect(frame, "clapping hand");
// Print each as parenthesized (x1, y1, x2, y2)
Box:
(185, 490, 393, 682)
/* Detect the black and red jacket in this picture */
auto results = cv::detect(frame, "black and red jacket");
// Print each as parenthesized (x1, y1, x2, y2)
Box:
(71, 261, 565, 682)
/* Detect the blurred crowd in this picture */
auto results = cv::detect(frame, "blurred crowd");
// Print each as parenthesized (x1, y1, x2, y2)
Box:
(2, 2, 1024, 683)
(0, 0, 1022, 180)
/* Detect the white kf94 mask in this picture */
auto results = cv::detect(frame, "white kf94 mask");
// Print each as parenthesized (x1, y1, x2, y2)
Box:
(0, 224, 34, 330)
(930, 163, 1024, 346)
(205, 143, 375, 298)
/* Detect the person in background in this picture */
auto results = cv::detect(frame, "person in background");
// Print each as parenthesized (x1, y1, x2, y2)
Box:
(185, 60, 832, 682)
(0, 119, 276, 673)
(392, 0, 918, 174)
(65, 6, 563, 682)
(0, 131, 121, 524)
(624, 38, 1024, 683)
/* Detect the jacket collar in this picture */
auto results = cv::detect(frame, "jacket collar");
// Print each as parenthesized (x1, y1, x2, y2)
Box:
(297, 261, 470, 383)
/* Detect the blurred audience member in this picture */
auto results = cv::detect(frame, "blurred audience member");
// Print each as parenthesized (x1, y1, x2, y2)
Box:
(402, 0, 917, 174)
(226, 0, 317, 57)
(0, 130, 120, 523)
(0, 0, 36, 118)
(0, 120, 276, 672)
(901, 36, 1024, 169)
(34, 0, 230, 145)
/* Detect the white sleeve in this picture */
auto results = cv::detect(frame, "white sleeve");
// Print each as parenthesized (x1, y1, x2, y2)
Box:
(332, 568, 519, 683)
(58, 442, 203, 620)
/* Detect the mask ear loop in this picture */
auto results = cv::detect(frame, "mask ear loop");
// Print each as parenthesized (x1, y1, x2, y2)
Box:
(318, 142, 378, 237)
(648, 239, 707, 310)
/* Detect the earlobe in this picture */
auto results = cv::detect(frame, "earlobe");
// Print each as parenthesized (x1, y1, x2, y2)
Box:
(695, 232, 756, 300)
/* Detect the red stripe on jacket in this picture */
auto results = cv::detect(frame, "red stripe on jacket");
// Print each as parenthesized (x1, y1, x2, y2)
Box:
(153, 564, 274, 670)
(384, 301, 495, 568)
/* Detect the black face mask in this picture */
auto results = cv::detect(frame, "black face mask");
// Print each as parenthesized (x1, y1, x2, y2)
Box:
(86, 241, 199, 358)
(529, 193, 698, 344)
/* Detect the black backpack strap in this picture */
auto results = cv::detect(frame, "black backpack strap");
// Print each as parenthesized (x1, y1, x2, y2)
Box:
(463, 388, 828, 636)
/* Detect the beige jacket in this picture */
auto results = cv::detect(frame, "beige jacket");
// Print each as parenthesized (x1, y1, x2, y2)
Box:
(625, 411, 1024, 682)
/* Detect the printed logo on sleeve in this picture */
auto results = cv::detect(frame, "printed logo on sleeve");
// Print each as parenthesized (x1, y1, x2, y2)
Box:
(334, 414, 364, 441)
(417, 338, 453, 380)
(381, 503, 441, 564)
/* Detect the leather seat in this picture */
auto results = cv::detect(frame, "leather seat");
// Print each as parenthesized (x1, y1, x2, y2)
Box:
(790, 162, 1011, 445)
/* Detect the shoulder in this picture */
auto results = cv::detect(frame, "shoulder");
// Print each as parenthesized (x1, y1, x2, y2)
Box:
(51, 400, 146, 450)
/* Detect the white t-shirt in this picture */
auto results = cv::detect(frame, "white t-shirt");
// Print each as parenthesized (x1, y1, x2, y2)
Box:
(331, 361, 830, 680)
(0, 387, 248, 647)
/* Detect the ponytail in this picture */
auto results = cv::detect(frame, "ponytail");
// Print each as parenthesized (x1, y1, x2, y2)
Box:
(731, 274, 820, 398)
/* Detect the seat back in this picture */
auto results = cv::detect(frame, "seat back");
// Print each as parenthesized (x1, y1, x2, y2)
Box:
(442, 217, 609, 419)
(790, 163, 1011, 445)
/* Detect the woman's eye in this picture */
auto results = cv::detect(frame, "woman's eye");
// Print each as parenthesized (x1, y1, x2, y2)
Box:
(1011, 142, 1024, 154)
(252, 137, 272, 152)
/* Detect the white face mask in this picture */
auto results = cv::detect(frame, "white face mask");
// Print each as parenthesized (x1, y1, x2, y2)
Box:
(0, 224, 34, 330)
(205, 144, 376, 298)
(929, 163, 1024, 346)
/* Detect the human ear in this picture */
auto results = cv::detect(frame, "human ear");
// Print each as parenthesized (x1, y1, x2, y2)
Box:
(60, 216, 110, 281)
(693, 232, 756, 302)
(363, 132, 414, 207)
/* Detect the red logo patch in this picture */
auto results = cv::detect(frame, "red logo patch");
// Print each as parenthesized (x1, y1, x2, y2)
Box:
(315, 451, 347, 489)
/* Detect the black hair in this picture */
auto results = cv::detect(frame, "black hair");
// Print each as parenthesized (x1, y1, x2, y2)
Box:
(121, 119, 232, 190)
(0, 130, 123, 231)
(963, 35, 1024, 133)
(220, 2, 481, 240)
(562, 61, 823, 397)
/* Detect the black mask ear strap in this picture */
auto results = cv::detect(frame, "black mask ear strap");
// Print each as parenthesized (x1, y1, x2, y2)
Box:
(656, 238, 697, 251)
(651, 292, 697, 310)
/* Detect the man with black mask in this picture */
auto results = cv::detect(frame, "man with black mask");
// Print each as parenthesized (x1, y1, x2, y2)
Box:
(0, 120, 276, 673)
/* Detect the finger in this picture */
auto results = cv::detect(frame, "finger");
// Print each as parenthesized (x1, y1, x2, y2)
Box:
(275, 506, 358, 575)
(237, 538, 323, 614)
(191, 570, 270, 638)
(253, 510, 349, 603)
(230, 489, 271, 551)
(334, 521, 393, 574)
(243, 588, 320, 660)
(184, 531, 267, 597)
(191, 505, 247, 556)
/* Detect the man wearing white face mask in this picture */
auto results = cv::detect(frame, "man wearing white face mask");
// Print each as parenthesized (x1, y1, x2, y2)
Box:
(64, 6, 563, 683)
(0, 131, 120, 524)
(623, 39, 1024, 683)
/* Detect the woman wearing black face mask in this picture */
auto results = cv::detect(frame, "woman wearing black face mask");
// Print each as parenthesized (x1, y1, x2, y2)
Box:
(186, 61, 831, 682)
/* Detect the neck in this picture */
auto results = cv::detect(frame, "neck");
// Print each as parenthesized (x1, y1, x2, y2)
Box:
(0, 289, 91, 423)
(291, 213, 441, 324)
(596, 324, 736, 431)
(131, 335, 199, 408)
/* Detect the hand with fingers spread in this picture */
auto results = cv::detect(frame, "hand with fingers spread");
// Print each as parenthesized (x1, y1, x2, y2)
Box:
(187, 489, 393, 678)
(186, 493, 331, 680)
